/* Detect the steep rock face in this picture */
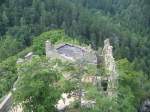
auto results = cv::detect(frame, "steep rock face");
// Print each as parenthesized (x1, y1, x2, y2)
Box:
(0, 93, 12, 112)
(139, 99, 150, 112)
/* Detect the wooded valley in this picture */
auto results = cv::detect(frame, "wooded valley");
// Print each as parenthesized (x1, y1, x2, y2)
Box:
(0, 0, 150, 112)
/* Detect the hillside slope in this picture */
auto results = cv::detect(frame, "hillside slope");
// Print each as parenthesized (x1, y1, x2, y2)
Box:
(0, 30, 149, 112)
(0, 0, 150, 79)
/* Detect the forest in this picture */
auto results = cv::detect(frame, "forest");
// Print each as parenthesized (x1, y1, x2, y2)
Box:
(0, 0, 150, 112)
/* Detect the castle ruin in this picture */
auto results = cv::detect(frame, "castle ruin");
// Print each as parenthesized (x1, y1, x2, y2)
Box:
(0, 39, 118, 112)
(102, 39, 118, 98)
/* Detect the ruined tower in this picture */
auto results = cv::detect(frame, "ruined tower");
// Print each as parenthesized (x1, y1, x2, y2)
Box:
(45, 40, 53, 58)
(102, 39, 118, 98)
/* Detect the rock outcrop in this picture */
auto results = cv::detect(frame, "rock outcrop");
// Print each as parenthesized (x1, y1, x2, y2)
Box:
(0, 93, 12, 112)
(139, 99, 150, 112)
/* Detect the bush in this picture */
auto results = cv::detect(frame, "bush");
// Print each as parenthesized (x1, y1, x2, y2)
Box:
(33, 30, 80, 55)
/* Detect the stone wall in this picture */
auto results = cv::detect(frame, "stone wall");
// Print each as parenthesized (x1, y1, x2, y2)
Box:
(45, 40, 53, 58)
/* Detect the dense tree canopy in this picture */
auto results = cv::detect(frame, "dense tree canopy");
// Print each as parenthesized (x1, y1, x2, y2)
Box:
(0, 0, 149, 78)
(0, 0, 149, 111)
(14, 57, 62, 112)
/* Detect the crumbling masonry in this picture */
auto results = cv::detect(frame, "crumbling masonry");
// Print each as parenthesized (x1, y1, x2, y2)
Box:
(102, 39, 118, 98)
(45, 39, 118, 98)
